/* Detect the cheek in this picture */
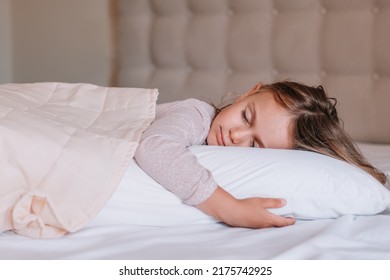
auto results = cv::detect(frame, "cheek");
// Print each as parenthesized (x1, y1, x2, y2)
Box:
(214, 108, 236, 126)
(272, 120, 294, 148)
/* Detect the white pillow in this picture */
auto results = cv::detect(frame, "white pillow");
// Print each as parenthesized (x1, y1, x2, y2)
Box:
(90, 146, 390, 227)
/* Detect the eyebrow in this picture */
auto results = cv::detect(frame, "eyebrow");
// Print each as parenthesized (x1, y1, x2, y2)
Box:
(250, 101, 256, 124)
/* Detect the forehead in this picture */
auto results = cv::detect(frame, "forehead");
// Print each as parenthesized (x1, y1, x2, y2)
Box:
(243, 91, 283, 113)
(248, 92, 294, 149)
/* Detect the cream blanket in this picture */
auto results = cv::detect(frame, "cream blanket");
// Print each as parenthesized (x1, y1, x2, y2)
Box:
(0, 82, 158, 238)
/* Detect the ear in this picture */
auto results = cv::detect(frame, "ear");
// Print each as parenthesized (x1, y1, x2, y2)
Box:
(235, 83, 263, 102)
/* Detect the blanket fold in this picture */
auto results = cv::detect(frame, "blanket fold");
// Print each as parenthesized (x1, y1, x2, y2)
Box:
(12, 190, 67, 238)
(0, 82, 158, 238)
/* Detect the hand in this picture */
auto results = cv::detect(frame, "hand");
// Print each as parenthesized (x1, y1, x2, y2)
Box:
(196, 187, 296, 229)
(222, 197, 296, 228)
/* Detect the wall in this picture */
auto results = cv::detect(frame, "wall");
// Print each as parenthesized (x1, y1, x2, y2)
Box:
(1, 0, 112, 86)
(0, 0, 13, 83)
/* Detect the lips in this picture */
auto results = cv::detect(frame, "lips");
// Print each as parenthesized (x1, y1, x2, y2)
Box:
(218, 126, 225, 146)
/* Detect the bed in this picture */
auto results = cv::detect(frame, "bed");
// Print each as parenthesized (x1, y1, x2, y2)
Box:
(1, 0, 390, 260)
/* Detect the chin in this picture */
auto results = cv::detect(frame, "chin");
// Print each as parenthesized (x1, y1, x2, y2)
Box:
(206, 135, 217, 146)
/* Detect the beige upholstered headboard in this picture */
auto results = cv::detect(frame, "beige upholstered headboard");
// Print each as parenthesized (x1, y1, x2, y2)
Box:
(112, 0, 390, 143)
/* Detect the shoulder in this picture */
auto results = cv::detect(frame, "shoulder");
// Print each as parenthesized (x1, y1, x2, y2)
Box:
(157, 98, 216, 123)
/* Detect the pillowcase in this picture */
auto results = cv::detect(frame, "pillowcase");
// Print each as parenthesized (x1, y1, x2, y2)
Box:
(90, 145, 390, 227)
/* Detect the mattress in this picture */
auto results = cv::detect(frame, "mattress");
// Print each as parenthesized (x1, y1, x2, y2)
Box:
(1, 143, 389, 260)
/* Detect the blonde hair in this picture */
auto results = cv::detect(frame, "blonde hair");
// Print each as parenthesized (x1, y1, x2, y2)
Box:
(255, 81, 388, 185)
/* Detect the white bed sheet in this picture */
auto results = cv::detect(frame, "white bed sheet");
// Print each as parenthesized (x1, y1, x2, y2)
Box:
(1, 215, 390, 260)
(1, 143, 389, 260)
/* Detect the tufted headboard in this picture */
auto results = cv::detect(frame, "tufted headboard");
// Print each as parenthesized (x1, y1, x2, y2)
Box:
(111, 0, 390, 143)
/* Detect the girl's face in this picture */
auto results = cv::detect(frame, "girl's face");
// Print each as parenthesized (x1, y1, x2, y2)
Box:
(207, 85, 294, 149)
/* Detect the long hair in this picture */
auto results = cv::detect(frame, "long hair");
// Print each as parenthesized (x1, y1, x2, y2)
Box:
(256, 81, 388, 185)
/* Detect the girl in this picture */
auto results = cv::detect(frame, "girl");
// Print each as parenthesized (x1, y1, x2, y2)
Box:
(134, 81, 387, 229)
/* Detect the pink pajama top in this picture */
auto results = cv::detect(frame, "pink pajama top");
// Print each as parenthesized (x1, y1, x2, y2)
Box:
(134, 99, 218, 205)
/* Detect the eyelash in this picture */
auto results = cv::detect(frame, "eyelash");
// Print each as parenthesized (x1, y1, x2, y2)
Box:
(241, 109, 255, 147)
(241, 109, 249, 124)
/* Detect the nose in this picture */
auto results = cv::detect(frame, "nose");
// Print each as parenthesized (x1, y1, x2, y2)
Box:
(229, 127, 251, 146)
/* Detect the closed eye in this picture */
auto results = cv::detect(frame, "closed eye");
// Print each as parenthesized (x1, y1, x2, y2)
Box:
(241, 108, 255, 147)
(241, 108, 250, 125)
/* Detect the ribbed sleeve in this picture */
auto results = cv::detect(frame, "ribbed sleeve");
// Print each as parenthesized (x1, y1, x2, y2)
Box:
(134, 99, 217, 205)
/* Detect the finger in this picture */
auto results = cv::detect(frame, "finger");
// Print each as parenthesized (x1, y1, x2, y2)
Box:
(257, 197, 287, 209)
(268, 214, 296, 227)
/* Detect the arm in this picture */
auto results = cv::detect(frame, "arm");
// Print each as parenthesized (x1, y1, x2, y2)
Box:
(197, 186, 296, 228)
(135, 99, 294, 228)
(134, 99, 218, 205)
